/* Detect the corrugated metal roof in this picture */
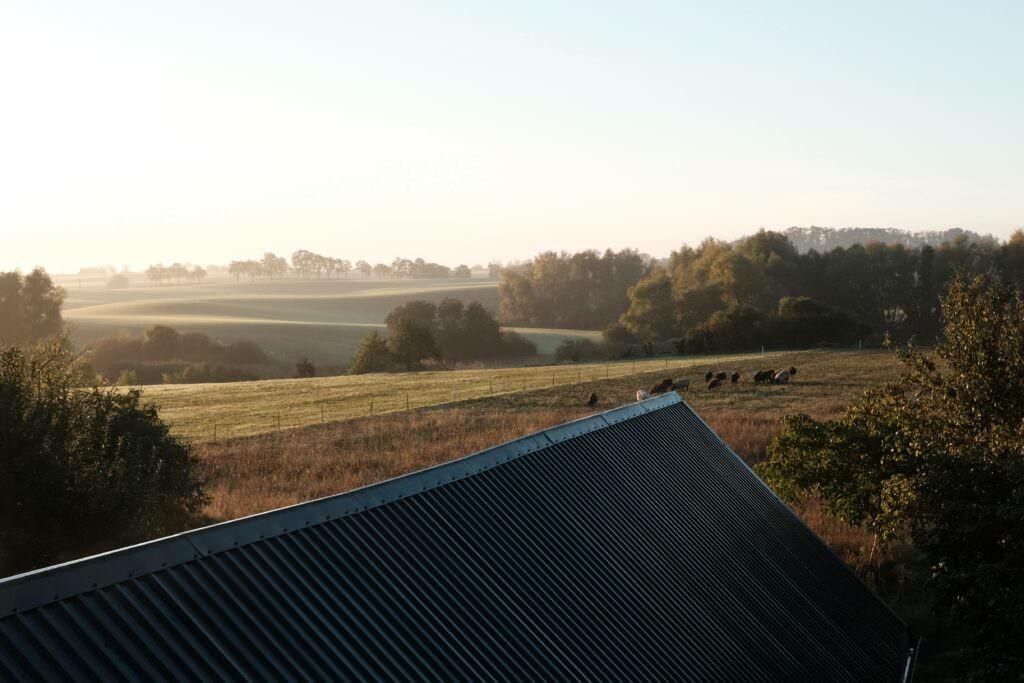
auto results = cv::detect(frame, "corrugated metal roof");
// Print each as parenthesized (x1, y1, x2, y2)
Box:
(0, 392, 911, 681)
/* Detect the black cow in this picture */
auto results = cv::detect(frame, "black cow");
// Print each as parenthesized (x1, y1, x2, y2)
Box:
(649, 378, 674, 395)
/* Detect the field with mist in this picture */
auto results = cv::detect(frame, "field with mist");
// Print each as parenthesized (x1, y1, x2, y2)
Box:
(56, 273, 601, 368)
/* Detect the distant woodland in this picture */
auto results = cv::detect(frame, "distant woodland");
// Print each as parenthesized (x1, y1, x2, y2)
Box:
(781, 226, 991, 253)
(501, 229, 1024, 352)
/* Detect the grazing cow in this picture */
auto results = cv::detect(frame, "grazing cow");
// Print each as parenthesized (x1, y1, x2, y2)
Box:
(755, 369, 775, 384)
(715, 371, 727, 381)
(649, 378, 674, 395)
(730, 371, 740, 384)
(707, 377, 722, 390)
(675, 378, 690, 391)
(704, 371, 714, 382)
(773, 370, 791, 385)
(636, 389, 650, 401)
(586, 392, 598, 408)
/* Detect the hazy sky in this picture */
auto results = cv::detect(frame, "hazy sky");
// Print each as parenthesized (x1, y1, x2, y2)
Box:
(2, 1, 1022, 273)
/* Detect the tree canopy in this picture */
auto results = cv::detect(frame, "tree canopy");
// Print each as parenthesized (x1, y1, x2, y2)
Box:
(757, 273, 1024, 679)
(499, 248, 647, 330)
(609, 229, 1022, 352)
(0, 339, 207, 576)
(0, 268, 65, 345)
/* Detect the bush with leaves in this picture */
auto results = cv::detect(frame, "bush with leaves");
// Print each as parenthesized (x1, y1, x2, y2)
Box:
(388, 318, 440, 369)
(555, 339, 607, 362)
(0, 339, 207, 577)
(0, 268, 65, 344)
(348, 331, 395, 374)
(757, 273, 1024, 679)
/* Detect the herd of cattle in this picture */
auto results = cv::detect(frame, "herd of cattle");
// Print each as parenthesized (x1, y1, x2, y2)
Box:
(629, 366, 798, 402)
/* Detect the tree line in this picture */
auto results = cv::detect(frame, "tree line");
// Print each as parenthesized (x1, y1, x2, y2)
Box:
(145, 263, 207, 285)
(782, 225, 990, 253)
(499, 249, 649, 330)
(498, 230, 1024, 354)
(230, 251, 479, 282)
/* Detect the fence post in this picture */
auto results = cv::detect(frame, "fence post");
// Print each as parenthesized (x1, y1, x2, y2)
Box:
(277, 414, 281, 431)
(632, 360, 636, 374)
(552, 373, 555, 386)
(605, 365, 609, 379)
(321, 405, 325, 423)
(489, 379, 494, 394)
(406, 393, 410, 410)
(369, 398, 374, 415)
(523, 378, 527, 391)
(213, 423, 217, 442)
(577, 368, 581, 383)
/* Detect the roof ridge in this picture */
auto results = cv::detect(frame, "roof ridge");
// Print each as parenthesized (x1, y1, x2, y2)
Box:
(0, 393, 682, 615)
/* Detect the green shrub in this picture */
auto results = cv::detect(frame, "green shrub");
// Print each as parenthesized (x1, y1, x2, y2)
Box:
(0, 339, 207, 576)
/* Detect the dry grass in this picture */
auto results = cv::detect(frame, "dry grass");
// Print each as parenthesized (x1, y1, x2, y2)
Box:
(197, 406, 581, 521)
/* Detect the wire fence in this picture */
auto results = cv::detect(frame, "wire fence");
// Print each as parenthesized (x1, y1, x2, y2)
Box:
(177, 350, 811, 443)
(159, 348, 847, 444)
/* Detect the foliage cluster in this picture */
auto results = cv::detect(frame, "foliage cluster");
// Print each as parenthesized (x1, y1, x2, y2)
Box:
(0, 339, 206, 576)
(758, 274, 1024, 679)
(160, 362, 258, 384)
(350, 298, 537, 373)
(615, 229, 1024, 351)
(85, 325, 272, 384)
(0, 268, 65, 345)
(499, 248, 648, 329)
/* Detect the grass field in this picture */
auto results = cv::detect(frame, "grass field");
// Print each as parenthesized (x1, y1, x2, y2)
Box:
(57, 274, 601, 366)
(135, 348, 865, 441)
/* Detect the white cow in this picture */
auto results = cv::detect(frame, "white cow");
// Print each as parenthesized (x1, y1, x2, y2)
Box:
(773, 370, 791, 385)
(636, 389, 650, 401)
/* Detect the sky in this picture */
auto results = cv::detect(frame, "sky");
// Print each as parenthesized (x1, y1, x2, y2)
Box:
(2, 1, 1022, 273)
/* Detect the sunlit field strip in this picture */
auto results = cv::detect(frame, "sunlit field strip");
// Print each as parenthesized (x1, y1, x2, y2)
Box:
(135, 350, 796, 441)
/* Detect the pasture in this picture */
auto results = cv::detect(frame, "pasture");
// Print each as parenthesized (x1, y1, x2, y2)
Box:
(57, 274, 600, 365)
(138, 347, 893, 441)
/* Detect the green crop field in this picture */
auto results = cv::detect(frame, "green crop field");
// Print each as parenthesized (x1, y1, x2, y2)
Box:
(130, 348, 889, 442)
(57, 274, 600, 365)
